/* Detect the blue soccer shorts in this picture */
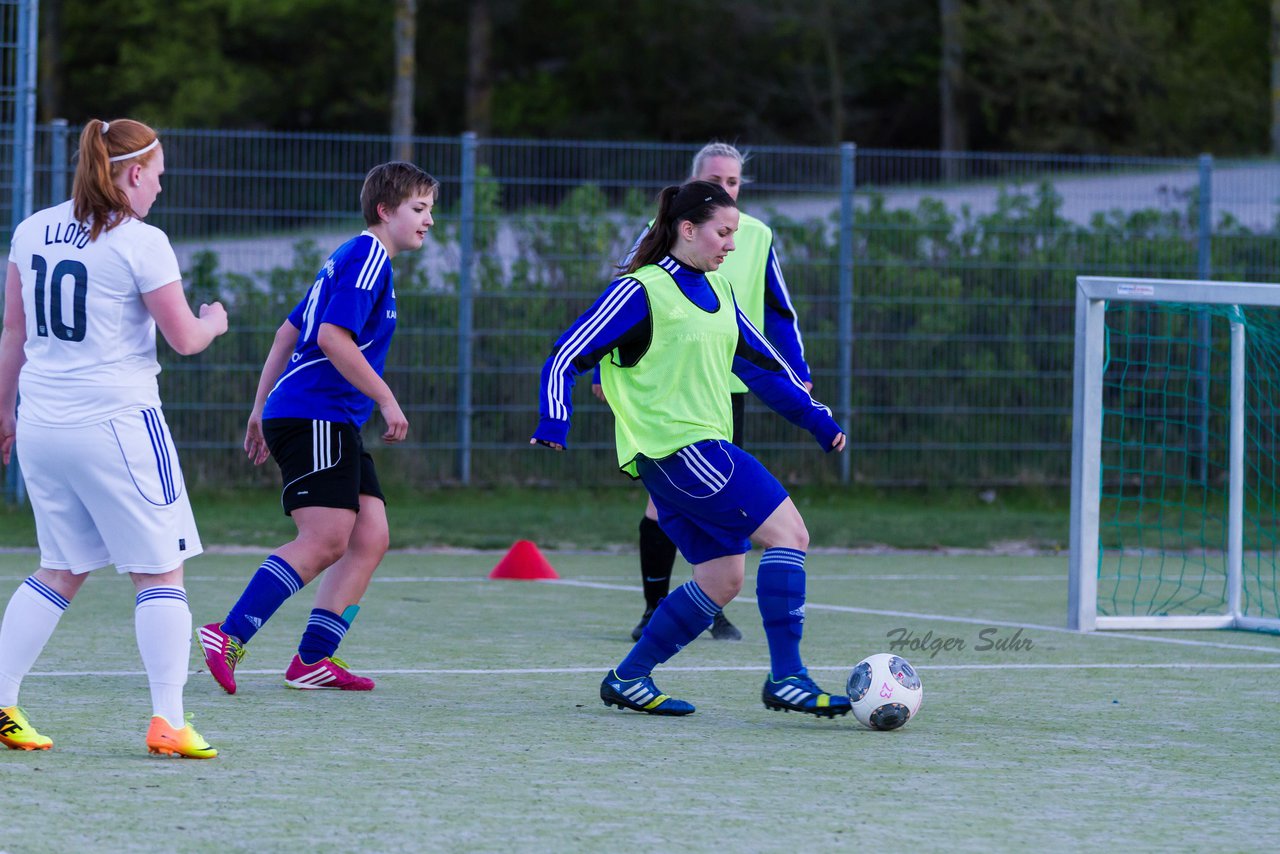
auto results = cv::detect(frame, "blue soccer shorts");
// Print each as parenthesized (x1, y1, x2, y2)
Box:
(636, 438, 789, 566)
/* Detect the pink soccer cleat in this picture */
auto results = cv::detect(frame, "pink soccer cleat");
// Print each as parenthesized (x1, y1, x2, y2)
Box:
(197, 622, 246, 695)
(284, 655, 375, 691)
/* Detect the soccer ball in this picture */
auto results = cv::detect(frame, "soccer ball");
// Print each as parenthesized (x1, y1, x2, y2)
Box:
(847, 653, 923, 731)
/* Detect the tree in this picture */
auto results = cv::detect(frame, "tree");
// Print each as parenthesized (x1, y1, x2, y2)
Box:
(465, 0, 493, 134)
(392, 0, 416, 159)
(939, 0, 966, 158)
(963, 0, 1266, 155)
(40, 0, 1275, 155)
(37, 0, 63, 122)
(1271, 0, 1280, 153)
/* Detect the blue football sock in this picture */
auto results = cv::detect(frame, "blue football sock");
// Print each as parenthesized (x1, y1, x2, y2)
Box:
(221, 555, 304, 644)
(756, 547, 807, 679)
(297, 608, 349, 664)
(616, 581, 718, 680)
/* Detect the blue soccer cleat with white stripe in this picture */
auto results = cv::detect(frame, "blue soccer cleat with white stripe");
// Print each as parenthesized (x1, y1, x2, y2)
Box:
(600, 670, 695, 716)
(762, 671, 851, 719)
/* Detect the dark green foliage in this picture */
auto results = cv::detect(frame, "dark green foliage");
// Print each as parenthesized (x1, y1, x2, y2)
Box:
(45, 0, 1272, 155)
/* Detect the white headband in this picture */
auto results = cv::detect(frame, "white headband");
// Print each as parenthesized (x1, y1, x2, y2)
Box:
(108, 138, 159, 163)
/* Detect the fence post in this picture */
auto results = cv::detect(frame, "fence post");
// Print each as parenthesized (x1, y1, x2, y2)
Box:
(8, 0, 36, 230)
(837, 142, 856, 485)
(51, 119, 69, 203)
(1195, 153, 1213, 484)
(3, 3, 37, 505)
(457, 132, 477, 485)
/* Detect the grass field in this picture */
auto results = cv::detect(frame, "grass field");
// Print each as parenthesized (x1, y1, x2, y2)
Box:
(0, 546, 1276, 853)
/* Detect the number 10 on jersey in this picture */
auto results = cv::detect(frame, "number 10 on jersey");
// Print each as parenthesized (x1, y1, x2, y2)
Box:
(30, 254, 88, 342)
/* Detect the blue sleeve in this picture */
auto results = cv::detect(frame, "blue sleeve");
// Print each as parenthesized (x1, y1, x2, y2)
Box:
(592, 225, 651, 386)
(731, 303, 842, 451)
(761, 243, 811, 384)
(534, 277, 650, 448)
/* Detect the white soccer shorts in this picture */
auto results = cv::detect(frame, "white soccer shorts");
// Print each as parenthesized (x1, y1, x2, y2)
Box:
(16, 407, 204, 574)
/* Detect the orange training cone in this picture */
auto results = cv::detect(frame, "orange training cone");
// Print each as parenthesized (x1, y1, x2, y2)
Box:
(489, 540, 560, 580)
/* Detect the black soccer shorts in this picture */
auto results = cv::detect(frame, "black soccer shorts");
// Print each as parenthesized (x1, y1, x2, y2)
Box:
(263, 418, 385, 515)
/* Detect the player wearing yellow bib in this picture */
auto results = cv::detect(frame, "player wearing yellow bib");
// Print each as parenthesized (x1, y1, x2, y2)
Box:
(595, 143, 812, 643)
(534, 181, 849, 718)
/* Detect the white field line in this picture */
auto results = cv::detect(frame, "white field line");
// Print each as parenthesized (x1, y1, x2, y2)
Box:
(571, 574, 1064, 582)
(160, 575, 1070, 584)
(548, 578, 1280, 655)
(12, 573, 1280, 682)
(24, 662, 1280, 679)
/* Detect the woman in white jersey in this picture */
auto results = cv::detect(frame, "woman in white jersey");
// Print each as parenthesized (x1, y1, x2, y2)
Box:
(0, 118, 228, 758)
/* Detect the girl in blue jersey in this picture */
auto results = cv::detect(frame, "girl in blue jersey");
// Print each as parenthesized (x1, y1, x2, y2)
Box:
(198, 162, 438, 694)
(532, 181, 850, 718)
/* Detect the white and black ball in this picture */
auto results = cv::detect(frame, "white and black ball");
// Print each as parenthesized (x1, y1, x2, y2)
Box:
(847, 653, 923, 731)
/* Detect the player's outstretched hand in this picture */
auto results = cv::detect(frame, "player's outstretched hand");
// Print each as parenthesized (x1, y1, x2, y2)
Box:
(530, 437, 563, 451)
(199, 301, 229, 337)
(244, 412, 270, 465)
(380, 399, 409, 443)
(831, 432, 846, 452)
(591, 383, 606, 402)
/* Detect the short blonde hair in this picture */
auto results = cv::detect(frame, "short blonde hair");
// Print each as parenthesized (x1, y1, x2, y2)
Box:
(689, 141, 752, 185)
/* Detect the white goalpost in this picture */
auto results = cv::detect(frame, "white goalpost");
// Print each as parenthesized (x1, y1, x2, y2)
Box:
(1069, 275, 1280, 633)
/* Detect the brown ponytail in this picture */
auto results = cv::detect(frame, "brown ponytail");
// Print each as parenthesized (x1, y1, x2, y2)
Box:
(624, 180, 736, 274)
(72, 118, 160, 241)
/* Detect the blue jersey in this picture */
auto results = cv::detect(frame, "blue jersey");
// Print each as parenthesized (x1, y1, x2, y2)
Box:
(262, 231, 397, 427)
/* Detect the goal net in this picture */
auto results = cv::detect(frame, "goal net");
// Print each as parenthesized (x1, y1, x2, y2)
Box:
(1069, 276, 1280, 632)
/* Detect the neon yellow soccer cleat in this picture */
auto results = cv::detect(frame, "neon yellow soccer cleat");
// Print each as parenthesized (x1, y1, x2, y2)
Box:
(146, 715, 217, 759)
(0, 706, 52, 750)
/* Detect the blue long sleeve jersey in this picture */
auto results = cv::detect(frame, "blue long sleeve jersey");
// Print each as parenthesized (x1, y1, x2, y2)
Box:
(535, 256, 842, 451)
(591, 222, 811, 385)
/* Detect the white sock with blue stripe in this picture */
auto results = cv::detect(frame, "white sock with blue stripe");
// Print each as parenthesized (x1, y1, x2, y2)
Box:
(0, 576, 70, 707)
(135, 585, 190, 725)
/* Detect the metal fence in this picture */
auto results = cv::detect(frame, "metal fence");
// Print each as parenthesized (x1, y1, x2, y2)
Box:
(0, 0, 35, 232)
(8, 123, 1280, 495)
(1, 0, 36, 503)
